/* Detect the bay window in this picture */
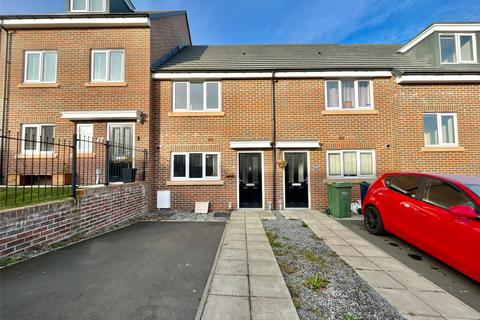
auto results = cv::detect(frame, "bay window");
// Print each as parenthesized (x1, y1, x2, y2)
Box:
(22, 124, 55, 153)
(424, 113, 458, 146)
(172, 152, 220, 180)
(325, 80, 373, 109)
(173, 82, 221, 111)
(24, 51, 57, 83)
(327, 150, 375, 178)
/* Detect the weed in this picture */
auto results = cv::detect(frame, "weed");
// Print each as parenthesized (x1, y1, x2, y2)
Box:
(286, 283, 303, 309)
(301, 250, 328, 268)
(282, 236, 291, 241)
(304, 273, 329, 291)
(344, 314, 359, 320)
(50, 241, 68, 249)
(265, 230, 282, 248)
(279, 260, 299, 274)
(310, 234, 323, 242)
(0, 256, 18, 267)
(301, 221, 309, 228)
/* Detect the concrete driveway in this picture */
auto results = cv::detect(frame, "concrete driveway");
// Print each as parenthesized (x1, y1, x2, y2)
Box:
(1, 221, 225, 320)
(339, 219, 480, 312)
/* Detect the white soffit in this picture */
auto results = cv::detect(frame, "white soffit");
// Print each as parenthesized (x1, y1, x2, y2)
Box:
(396, 75, 480, 84)
(61, 110, 143, 121)
(399, 23, 480, 53)
(152, 71, 392, 80)
(276, 140, 321, 149)
(1, 17, 150, 29)
(229, 141, 271, 149)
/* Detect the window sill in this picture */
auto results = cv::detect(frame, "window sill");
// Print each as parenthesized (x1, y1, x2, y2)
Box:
(17, 153, 58, 159)
(166, 180, 224, 186)
(323, 178, 376, 184)
(17, 83, 60, 88)
(421, 146, 465, 152)
(322, 110, 379, 115)
(85, 82, 128, 87)
(168, 112, 225, 117)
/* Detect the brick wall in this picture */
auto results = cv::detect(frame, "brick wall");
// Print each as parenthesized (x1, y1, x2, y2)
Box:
(152, 77, 480, 211)
(0, 182, 148, 258)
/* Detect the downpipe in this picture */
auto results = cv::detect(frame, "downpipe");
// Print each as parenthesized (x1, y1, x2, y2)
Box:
(0, 23, 12, 185)
(271, 71, 277, 210)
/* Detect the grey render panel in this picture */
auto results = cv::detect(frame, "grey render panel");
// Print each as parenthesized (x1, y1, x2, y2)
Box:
(403, 31, 480, 72)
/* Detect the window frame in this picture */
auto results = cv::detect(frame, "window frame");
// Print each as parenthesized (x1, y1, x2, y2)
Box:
(326, 150, 376, 179)
(91, 49, 125, 83)
(70, 0, 107, 12)
(171, 152, 221, 181)
(439, 33, 477, 64)
(172, 81, 222, 112)
(24, 50, 57, 84)
(423, 112, 459, 147)
(324, 79, 374, 110)
(21, 124, 55, 154)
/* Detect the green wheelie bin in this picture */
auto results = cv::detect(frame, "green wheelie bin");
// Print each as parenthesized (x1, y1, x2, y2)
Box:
(327, 183, 353, 218)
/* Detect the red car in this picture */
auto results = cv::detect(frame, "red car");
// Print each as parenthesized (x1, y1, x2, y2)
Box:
(362, 172, 480, 283)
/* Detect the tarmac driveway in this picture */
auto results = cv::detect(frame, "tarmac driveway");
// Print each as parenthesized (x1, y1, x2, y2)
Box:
(339, 219, 480, 312)
(1, 221, 225, 320)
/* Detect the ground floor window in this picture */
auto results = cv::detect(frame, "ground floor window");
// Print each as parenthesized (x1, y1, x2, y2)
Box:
(22, 124, 55, 153)
(327, 150, 375, 178)
(171, 152, 220, 180)
(77, 123, 94, 153)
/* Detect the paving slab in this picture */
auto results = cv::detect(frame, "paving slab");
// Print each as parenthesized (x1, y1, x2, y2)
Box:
(249, 260, 283, 276)
(222, 240, 247, 250)
(341, 255, 381, 270)
(387, 270, 441, 292)
(250, 275, 291, 298)
(215, 259, 248, 276)
(251, 297, 300, 320)
(210, 274, 249, 296)
(202, 295, 250, 320)
(414, 291, 480, 319)
(248, 249, 277, 261)
(356, 270, 405, 289)
(377, 288, 441, 317)
(219, 248, 247, 260)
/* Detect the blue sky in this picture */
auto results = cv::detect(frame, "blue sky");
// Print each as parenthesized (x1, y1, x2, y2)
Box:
(1, 0, 479, 45)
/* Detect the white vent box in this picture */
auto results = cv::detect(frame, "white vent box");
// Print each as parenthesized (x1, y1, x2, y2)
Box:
(157, 190, 171, 209)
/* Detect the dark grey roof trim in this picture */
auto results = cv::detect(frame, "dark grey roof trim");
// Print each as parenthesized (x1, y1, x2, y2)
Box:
(0, 10, 186, 20)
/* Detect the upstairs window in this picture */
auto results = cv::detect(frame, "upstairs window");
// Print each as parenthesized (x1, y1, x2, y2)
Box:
(424, 113, 458, 147)
(327, 150, 375, 178)
(440, 33, 477, 64)
(24, 51, 57, 83)
(91, 50, 125, 82)
(325, 80, 373, 109)
(173, 82, 221, 111)
(71, 0, 106, 12)
(172, 152, 220, 180)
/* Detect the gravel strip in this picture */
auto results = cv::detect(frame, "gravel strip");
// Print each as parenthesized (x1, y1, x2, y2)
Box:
(263, 213, 404, 320)
(144, 211, 231, 222)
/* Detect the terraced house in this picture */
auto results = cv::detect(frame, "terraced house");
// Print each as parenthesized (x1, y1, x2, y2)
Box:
(1, 2, 479, 212)
(0, 0, 190, 202)
(152, 23, 480, 211)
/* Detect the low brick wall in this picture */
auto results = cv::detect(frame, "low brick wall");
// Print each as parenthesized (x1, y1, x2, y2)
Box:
(0, 182, 148, 258)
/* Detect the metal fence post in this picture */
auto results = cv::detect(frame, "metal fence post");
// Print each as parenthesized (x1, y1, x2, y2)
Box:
(104, 140, 110, 186)
(142, 149, 147, 181)
(71, 134, 77, 197)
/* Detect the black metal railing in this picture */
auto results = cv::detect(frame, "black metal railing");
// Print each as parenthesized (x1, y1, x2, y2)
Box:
(0, 130, 148, 209)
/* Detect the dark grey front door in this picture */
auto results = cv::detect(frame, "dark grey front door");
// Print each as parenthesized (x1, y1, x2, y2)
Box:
(285, 152, 309, 208)
(239, 153, 263, 208)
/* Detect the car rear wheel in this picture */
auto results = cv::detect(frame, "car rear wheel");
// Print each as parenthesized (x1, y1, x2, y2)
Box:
(364, 206, 385, 235)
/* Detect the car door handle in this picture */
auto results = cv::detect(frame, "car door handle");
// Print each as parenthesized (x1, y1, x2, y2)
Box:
(400, 202, 411, 208)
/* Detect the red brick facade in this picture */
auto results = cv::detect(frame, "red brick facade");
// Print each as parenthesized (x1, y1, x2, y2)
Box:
(153, 77, 480, 211)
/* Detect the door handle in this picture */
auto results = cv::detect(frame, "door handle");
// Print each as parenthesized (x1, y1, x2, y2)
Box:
(292, 183, 302, 187)
(246, 183, 256, 187)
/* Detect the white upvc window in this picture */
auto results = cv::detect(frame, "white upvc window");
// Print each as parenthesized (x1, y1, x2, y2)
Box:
(327, 150, 376, 178)
(439, 33, 477, 64)
(91, 49, 125, 82)
(24, 51, 57, 83)
(423, 113, 459, 147)
(70, 0, 106, 12)
(171, 152, 221, 180)
(21, 124, 55, 153)
(77, 124, 94, 153)
(325, 80, 374, 110)
(173, 82, 222, 111)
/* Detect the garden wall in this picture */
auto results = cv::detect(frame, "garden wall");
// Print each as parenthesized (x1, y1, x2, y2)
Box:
(0, 182, 148, 258)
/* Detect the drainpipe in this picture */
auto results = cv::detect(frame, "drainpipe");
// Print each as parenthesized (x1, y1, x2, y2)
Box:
(271, 71, 277, 210)
(0, 22, 11, 185)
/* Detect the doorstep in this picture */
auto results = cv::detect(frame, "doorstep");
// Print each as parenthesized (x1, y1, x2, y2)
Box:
(197, 210, 299, 320)
(279, 210, 480, 320)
